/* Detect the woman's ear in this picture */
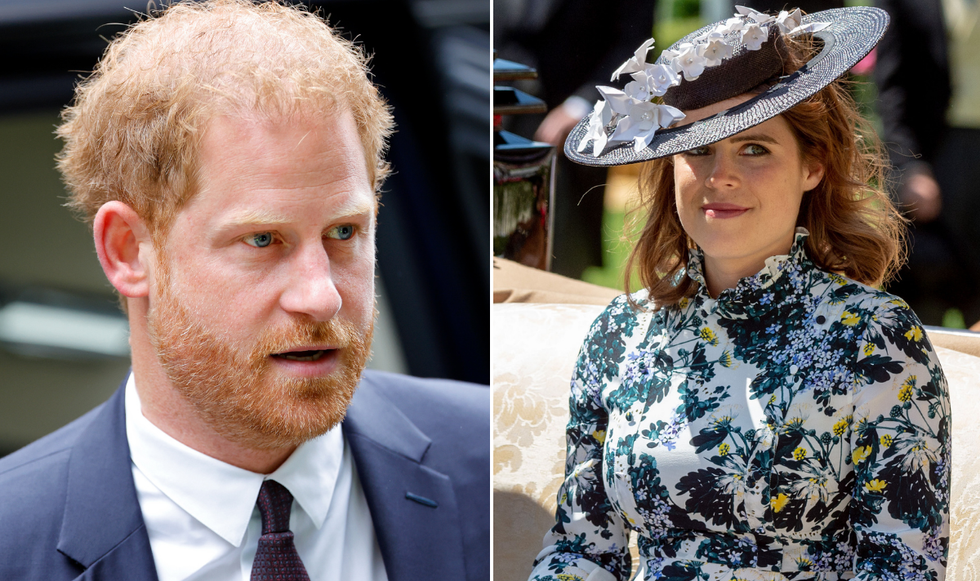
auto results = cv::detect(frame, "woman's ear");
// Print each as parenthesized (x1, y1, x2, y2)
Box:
(93, 201, 153, 298)
(803, 160, 825, 192)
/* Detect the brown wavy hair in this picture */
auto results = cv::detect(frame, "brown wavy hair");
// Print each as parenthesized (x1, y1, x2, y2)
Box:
(57, 0, 393, 239)
(624, 36, 906, 309)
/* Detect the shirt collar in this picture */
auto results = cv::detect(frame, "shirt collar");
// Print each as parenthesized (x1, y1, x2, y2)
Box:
(124, 374, 343, 546)
(686, 227, 811, 295)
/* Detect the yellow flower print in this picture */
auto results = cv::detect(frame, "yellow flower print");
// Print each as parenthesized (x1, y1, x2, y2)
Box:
(557, 575, 584, 581)
(829, 273, 845, 285)
(768, 394, 777, 405)
(863, 343, 875, 356)
(770, 493, 789, 513)
(899, 376, 916, 403)
(793, 447, 807, 461)
(719, 443, 730, 456)
(699, 327, 719, 346)
(713, 415, 733, 427)
(785, 416, 804, 429)
(593, 430, 606, 444)
(841, 311, 861, 326)
(904, 326, 924, 342)
(720, 351, 734, 368)
(796, 557, 814, 569)
(880, 434, 894, 448)
(865, 479, 887, 493)
(833, 418, 849, 437)
(852, 446, 872, 464)
(679, 298, 689, 309)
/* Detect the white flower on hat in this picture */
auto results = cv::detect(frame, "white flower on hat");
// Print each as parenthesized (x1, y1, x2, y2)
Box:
(579, 99, 614, 155)
(702, 37, 734, 67)
(624, 79, 652, 102)
(611, 38, 656, 81)
(776, 8, 803, 34)
(736, 5, 775, 25)
(624, 65, 680, 102)
(669, 43, 707, 81)
(655, 103, 686, 128)
(608, 101, 660, 153)
(715, 16, 746, 36)
(789, 21, 831, 35)
(742, 23, 769, 51)
(643, 64, 681, 94)
(595, 85, 633, 115)
(623, 102, 686, 153)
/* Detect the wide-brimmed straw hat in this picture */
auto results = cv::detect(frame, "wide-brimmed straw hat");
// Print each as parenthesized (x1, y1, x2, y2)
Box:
(565, 6, 888, 166)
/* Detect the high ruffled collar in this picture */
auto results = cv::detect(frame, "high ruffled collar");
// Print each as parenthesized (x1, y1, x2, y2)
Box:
(686, 228, 814, 312)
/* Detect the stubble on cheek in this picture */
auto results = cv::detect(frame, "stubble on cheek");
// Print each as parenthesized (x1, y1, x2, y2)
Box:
(147, 266, 373, 451)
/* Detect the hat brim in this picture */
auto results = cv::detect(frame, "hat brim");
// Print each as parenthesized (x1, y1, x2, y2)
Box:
(564, 6, 889, 166)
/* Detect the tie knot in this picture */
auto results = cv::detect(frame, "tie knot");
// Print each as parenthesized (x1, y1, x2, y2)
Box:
(256, 479, 294, 534)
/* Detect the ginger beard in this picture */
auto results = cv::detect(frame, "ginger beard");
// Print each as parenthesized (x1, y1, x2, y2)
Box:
(146, 259, 374, 451)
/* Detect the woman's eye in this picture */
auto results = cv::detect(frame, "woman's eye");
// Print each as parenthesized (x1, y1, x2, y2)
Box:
(744, 144, 769, 155)
(327, 224, 355, 240)
(244, 232, 274, 248)
(685, 146, 710, 156)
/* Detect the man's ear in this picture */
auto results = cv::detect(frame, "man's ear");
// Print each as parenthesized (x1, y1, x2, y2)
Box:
(93, 201, 153, 298)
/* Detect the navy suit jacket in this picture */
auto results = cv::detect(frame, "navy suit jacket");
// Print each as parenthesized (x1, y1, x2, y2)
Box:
(0, 370, 490, 580)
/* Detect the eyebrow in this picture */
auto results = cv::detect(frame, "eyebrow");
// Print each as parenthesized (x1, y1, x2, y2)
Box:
(222, 199, 377, 230)
(729, 133, 780, 145)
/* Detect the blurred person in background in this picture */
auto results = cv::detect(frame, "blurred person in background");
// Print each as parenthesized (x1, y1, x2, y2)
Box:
(0, 1, 489, 579)
(875, 0, 980, 327)
(495, 0, 655, 278)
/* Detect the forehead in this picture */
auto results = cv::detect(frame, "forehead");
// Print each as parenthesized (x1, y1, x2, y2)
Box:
(182, 109, 376, 225)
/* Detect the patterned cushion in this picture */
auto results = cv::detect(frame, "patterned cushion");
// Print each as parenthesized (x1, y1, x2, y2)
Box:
(492, 302, 980, 580)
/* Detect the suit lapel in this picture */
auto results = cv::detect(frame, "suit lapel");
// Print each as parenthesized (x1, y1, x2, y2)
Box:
(343, 372, 467, 581)
(56, 380, 159, 581)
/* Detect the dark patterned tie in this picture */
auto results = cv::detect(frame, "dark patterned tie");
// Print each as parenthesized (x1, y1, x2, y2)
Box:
(251, 479, 311, 581)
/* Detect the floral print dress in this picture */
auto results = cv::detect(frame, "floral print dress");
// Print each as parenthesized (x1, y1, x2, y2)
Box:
(529, 232, 950, 581)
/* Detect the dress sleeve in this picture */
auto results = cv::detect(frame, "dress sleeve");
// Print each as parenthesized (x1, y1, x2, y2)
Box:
(528, 301, 632, 581)
(849, 297, 950, 581)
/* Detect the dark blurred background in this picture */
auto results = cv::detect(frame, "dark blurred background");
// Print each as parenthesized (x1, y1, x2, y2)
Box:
(0, 0, 490, 456)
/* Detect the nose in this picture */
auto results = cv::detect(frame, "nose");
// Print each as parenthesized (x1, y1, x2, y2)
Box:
(278, 242, 342, 321)
(704, 153, 740, 190)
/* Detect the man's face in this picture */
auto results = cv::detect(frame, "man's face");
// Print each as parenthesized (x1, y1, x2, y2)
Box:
(146, 109, 377, 450)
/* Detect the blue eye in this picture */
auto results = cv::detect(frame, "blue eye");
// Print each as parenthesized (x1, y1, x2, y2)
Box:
(744, 144, 769, 155)
(244, 232, 274, 248)
(327, 225, 355, 240)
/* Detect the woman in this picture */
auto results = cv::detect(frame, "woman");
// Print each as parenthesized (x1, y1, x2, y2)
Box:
(529, 7, 950, 581)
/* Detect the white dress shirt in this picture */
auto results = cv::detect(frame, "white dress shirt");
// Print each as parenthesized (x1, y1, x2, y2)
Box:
(124, 375, 389, 581)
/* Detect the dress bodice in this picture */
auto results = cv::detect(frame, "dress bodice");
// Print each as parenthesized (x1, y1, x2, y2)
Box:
(530, 231, 950, 581)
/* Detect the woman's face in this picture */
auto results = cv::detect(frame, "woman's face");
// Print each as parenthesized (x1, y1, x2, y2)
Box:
(673, 96, 824, 296)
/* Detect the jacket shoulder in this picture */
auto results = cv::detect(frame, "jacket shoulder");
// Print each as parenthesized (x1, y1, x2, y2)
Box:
(0, 403, 106, 579)
(358, 369, 489, 427)
(0, 402, 103, 478)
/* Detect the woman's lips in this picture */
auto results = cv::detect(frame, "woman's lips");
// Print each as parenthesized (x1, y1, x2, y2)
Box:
(703, 203, 749, 219)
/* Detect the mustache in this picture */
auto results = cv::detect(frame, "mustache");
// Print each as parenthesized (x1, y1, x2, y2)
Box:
(249, 318, 360, 359)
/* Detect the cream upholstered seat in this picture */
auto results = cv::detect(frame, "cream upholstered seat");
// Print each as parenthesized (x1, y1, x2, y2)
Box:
(492, 297, 980, 580)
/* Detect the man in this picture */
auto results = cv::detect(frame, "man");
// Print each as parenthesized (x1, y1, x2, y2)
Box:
(0, 1, 489, 580)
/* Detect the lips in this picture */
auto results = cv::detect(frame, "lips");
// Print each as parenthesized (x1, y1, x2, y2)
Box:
(702, 203, 749, 219)
(271, 347, 336, 362)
